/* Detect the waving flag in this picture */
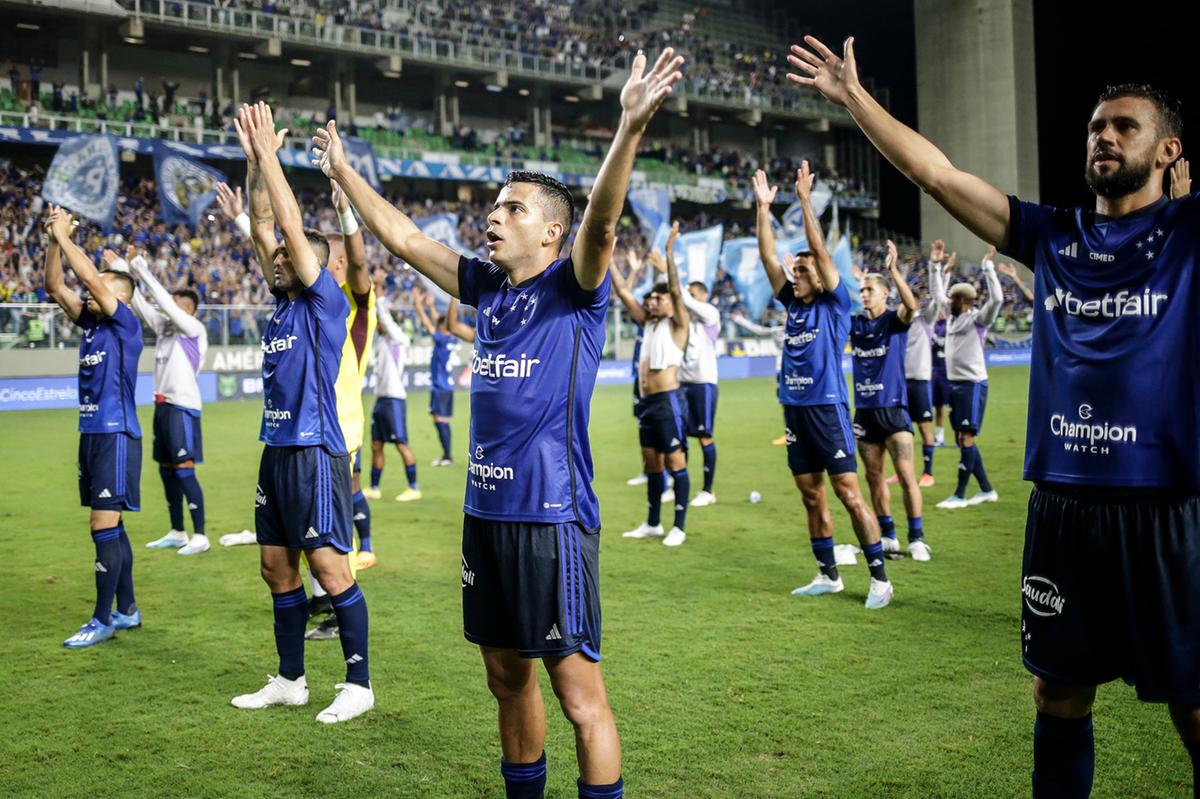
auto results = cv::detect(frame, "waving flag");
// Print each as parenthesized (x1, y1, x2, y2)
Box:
(627, 188, 670, 238)
(154, 142, 227, 229)
(42, 134, 120, 232)
(343, 136, 382, 192)
(637, 224, 725, 295)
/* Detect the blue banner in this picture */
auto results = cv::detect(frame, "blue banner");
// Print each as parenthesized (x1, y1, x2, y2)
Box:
(343, 136, 381, 192)
(627, 188, 670, 238)
(721, 237, 774, 321)
(41, 134, 120, 231)
(153, 142, 227, 229)
(636, 223, 724, 295)
(831, 234, 861, 309)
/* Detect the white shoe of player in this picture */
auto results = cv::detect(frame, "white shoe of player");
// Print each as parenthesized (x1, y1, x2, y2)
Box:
(934, 428, 946, 447)
(967, 489, 999, 505)
(935, 494, 970, 510)
(626, 473, 648, 486)
(865, 577, 894, 609)
(316, 683, 375, 724)
(146, 530, 188, 549)
(662, 527, 687, 547)
(879, 536, 901, 554)
(791, 574, 845, 596)
(179, 534, 210, 555)
(660, 489, 675, 503)
(219, 530, 258, 547)
(908, 540, 932, 562)
(689, 490, 717, 507)
(360, 487, 382, 500)
(622, 523, 664, 539)
(231, 674, 308, 709)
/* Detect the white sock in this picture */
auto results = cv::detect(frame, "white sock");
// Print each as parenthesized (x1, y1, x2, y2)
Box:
(309, 570, 327, 598)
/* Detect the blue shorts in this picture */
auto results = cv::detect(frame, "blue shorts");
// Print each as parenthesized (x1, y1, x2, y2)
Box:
(636, 390, 687, 454)
(255, 445, 353, 553)
(430, 389, 454, 419)
(371, 397, 409, 444)
(1022, 484, 1200, 703)
(152, 402, 203, 465)
(461, 514, 602, 661)
(853, 406, 913, 445)
(783, 403, 857, 476)
(681, 382, 718, 437)
(931, 368, 951, 407)
(78, 433, 142, 511)
(949, 380, 988, 434)
(906, 379, 933, 424)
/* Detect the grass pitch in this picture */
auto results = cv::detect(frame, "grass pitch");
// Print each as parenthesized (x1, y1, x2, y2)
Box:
(0, 368, 1191, 797)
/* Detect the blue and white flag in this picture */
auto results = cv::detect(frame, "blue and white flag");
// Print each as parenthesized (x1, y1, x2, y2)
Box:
(721, 237, 775, 321)
(343, 136, 381, 192)
(637, 224, 724, 295)
(153, 142, 227, 229)
(627, 187, 670, 238)
(832, 233, 861, 310)
(781, 202, 804, 237)
(780, 182, 832, 236)
(42, 134, 120, 232)
(412, 212, 474, 306)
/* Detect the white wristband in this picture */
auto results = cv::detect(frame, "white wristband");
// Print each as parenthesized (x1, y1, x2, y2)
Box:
(234, 212, 251, 238)
(338, 208, 359, 237)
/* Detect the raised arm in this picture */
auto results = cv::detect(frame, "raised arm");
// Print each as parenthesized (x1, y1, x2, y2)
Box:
(214, 182, 251, 238)
(788, 36, 1010, 248)
(375, 295, 408, 343)
(412, 292, 436, 335)
(608, 253, 647, 324)
(42, 208, 83, 321)
(976, 247, 1003, 327)
(229, 112, 280, 288)
(886, 240, 918, 324)
(929, 249, 951, 316)
(128, 251, 205, 337)
(332, 179, 371, 294)
(446, 298, 476, 343)
(752, 169, 788, 295)
(679, 288, 720, 326)
(49, 207, 120, 317)
(795, 160, 837, 293)
(731, 313, 776, 337)
(997, 262, 1034, 302)
(312, 121, 461, 296)
(664, 222, 690, 339)
(104, 249, 163, 330)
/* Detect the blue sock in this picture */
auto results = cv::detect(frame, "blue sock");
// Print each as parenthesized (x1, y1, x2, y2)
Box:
(863, 541, 888, 581)
(91, 525, 123, 626)
(877, 515, 896, 540)
(1032, 713, 1094, 799)
(701, 442, 717, 493)
(435, 421, 452, 459)
(922, 445, 935, 476)
(500, 752, 547, 799)
(972, 447, 993, 492)
(670, 467, 690, 530)
(811, 536, 838, 580)
(907, 517, 924, 543)
(175, 467, 205, 535)
(331, 583, 370, 687)
(646, 471, 665, 527)
(272, 586, 308, 681)
(369, 466, 382, 490)
(405, 463, 418, 489)
(115, 523, 136, 614)
(352, 490, 371, 552)
(956, 446, 976, 497)
(578, 777, 623, 798)
(160, 466, 184, 530)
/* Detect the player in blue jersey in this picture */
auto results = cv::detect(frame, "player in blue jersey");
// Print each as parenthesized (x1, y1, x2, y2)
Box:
(753, 164, 893, 609)
(414, 291, 458, 466)
(43, 206, 145, 648)
(227, 102, 373, 724)
(852, 240, 930, 561)
(315, 46, 684, 799)
(793, 35, 1200, 792)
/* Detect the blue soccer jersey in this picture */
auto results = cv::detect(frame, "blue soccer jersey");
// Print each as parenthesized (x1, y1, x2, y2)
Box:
(430, 331, 455, 391)
(259, 269, 349, 453)
(931, 319, 947, 371)
(850, 309, 909, 409)
(458, 256, 610, 528)
(1002, 193, 1200, 489)
(75, 303, 143, 437)
(777, 280, 852, 406)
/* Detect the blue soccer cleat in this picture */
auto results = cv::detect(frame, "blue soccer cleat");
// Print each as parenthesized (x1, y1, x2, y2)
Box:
(64, 617, 116, 649)
(111, 607, 142, 630)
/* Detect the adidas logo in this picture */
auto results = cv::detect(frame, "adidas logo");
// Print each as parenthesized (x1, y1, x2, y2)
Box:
(961, 418, 971, 425)
(869, 559, 883, 567)
(1057, 242, 1078, 258)
(95, 561, 108, 573)
(545, 624, 562, 641)
(353, 512, 367, 521)
(188, 503, 198, 510)
(345, 653, 363, 665)
(177, 448, 187, 457)
(305, 527, 319, 539)
(834, 449, 847, 459)
(98, 488, 112, 499)
(670, 438, 680, 447)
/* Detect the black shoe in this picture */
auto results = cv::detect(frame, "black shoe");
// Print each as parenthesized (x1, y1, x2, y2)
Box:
(308, 594, 333, 617)
(304, 615, 339, 641)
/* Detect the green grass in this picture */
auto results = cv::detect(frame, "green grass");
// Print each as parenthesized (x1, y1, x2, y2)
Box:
(0, 368, 1191, 797)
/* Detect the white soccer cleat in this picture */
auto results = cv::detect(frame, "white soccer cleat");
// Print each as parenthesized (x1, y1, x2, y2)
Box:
(833, 544, 859, 566)
(662, 527, 687, 547)
(908, 540, 932, 562)
(865, 577, 894, 609)
(316, 682, 375, 724)
(394, 488, 422, 502)
(660, 489, 675, 503)
(219, 530, 258, 546)
(879, 536, 901, 554)
(689, 490, 717, 507)
(626, 473, 648, 486)
(360, 487, 382, 500)
(622, 522, 664, 539)
(231, 674, 309, 709)
(146, 530, 188, 549)
(934, 428, 946, 447)
(935, 494, 970, 510)
(179, 534, 210, 555)
(791, 574, 845, 596)
(431, 458, 454, 467)
(967, 489, 999, 505)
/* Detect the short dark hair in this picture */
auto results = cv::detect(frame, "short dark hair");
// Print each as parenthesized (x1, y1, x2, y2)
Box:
(173, 288, 200, 307)
(502, 170, 575, 236)
(304, 228, 330, 267)
(100, 269, 135, 299)
(688, 281, 708, 294)
(652, 281, 669, 295)
(1096, 83, 1183, 139)
(794, 250, 814, 260)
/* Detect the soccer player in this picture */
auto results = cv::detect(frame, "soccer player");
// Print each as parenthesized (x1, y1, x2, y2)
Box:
(928, 245, 1002, 509)
(228, 102, 373, 724)
(930, 313, 950, 446)
(363, 288, 421, 503)
(752, 164, 893, 609)
(851, 240, 930, 562)
(413, 291, 457, 466)
(119, 249, 210, 556)
(791, 38, 1200, 791)
(897, 242, 944, 486)
(43, 206, 144, 648)
(314, 46, 684, 799)
(620, 224, 692, 547)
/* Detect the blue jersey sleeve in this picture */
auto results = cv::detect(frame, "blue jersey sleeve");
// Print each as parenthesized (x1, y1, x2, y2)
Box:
(554, 258, 611, 310)
(303, 269, 350, 321)
(109, 301, 141, 336)
(886, 309, 909, 333)
(825, 279, 851, 311)
(1001, 195, 1056, 270)
(458, 256, 505, 308)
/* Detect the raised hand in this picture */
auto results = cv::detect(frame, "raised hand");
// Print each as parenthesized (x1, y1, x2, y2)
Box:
(619, 48, 685, 134)
(214, 182, 243, 219)
(311, 120, 345, 177)
(646, 249, 667, 274)
(665, 221, 680, 256)
(795, 160, 815, 203)
(929, 239, 945, 263)
(101, 249, 120, 267)
(752, 169, 778, 206)
(984, 244, 997, 262)
(786, 35, 862, 108)
(46, 205, 74, 242)
(236, 102, 287, 159)
(885, 239, 899, 273)
(944, 252, 958, 274)
(996, 262, 1017, 278)
(1170, 157, 1191, 200)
